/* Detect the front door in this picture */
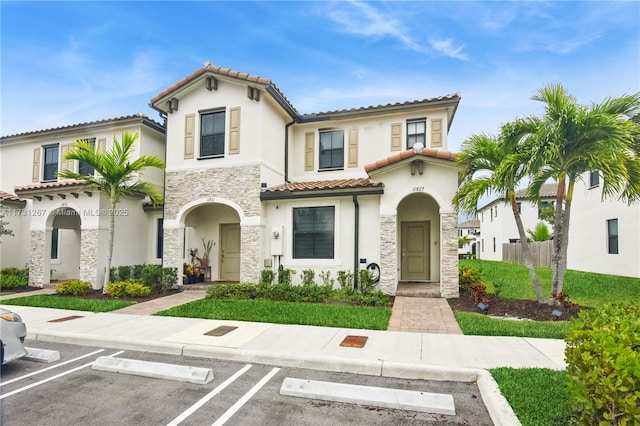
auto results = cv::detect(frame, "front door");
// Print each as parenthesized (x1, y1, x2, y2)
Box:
(220, 224, 240, 281)
(401, 221, 430, 281)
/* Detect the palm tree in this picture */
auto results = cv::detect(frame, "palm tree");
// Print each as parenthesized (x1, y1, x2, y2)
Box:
(525, 84, 640, 304)
(527, 222, 553, 242)
(454, 121, 547, 303)
(57, 131, 165, 290)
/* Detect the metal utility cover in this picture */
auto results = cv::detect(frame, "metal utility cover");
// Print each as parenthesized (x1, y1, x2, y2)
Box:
(48, 315, 84, 323)
(340, 335, 368, 348)
(204, 326, 238, 337)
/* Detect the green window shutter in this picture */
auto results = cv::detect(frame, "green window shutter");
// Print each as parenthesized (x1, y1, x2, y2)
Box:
(32, 148, 41, 182)
(348, 128, 359, 168)
(431, 118, 443, 148)
(60, 144, 73, 174)
(304, 132, 315, 171)
(184, 114, 195, 159)
(229, 107, 240, 155)
(97, 138, 107, 153)
(390, 123, 402, 151)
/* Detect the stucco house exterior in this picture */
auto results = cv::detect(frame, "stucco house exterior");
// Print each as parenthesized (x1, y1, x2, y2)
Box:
(150, 64, 462, 296)
(0, 115, 166, 287)
(458, 219, 480, 257)
(1, 63, 463, 296)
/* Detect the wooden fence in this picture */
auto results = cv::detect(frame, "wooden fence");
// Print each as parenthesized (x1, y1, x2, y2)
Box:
(502, 241, 553, 268)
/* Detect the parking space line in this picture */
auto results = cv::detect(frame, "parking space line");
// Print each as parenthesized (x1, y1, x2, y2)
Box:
(0, 350, 124, 400)
(0, 349, 105, 387)
(212, 367, 280, 426)
(167, 364, 253, 426)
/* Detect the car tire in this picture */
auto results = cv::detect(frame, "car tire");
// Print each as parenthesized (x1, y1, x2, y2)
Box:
(1, 339, 4, 365)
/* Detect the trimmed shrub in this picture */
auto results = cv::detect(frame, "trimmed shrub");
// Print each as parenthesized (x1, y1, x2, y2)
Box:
(319, 271, 334, 287)
(160, 267, 178, 291)
(358, 269, 376, 296)
(105, 280, 151, 298)
(300, 269, 315, 286)
(56, 280, 93, 295)
(0, 267, 29, 289)
(277, 268, 292, 286)
(260, 269, 275, 285)
(459, 265, 483, 294)
(124, 282, 151, 297)
(336, 270, 353, 288)
(117, 265, 131, 281)
(105, 281, 129, 298)
(131, 264, 144, 280)
(565, 303, 640, 425)
(141, 264, 163, 288)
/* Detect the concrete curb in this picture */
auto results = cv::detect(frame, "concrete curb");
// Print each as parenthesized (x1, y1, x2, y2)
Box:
(92, 356, 214, 384)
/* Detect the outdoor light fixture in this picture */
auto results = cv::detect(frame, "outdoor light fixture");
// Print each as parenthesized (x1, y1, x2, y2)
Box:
(412, 142, 424, 154)
(477, 302, 489, 314)
(552, 309, 563, 320)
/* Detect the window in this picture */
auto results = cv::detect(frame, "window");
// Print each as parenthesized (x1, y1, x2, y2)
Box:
(538, 201, 554, 218)
(51, 228, 59, 259)
(490, 208, 493, 222)
(319, 130, 344, 170)
(516, 202, 522, 214)
(200, 110, 226, 157)
(607, 219, 618, 254)
(494, 206, 497, 217)
(589, 170, 600, 188)
(43, 144, 59, 181)
(493, 237, 496, 252)
(156, 218, 163, 259)
(78, 138, 96, 176)
(293, 206, 335, 258)
(406, 119, 426, 149)
(481, 239, 484, 252)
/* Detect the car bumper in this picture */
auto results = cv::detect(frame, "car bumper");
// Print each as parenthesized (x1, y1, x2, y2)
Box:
(1, 321, 28, 364)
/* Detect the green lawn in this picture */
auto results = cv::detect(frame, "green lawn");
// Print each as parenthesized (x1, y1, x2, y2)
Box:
(453, 311, 570, 338)
(155, 298, 392, 330)
(0, 295, 135, 312)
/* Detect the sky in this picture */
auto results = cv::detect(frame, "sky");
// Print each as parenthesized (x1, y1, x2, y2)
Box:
(1, 1, 639, 153)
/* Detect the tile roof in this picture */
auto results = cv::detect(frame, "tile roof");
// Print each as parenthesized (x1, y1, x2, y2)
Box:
(264, 178, 382, 193)
(365, 147, 458, 174)
(0, 191, 25, 203)
(15, 180, 87, 193)
(459, 219, 480, 228)
(514, 183, 558, 199)
(1, 113, 164, 140)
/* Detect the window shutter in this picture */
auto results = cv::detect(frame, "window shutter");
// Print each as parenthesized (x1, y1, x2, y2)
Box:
(348, 128, 358, 168)
(60, 144, 73, 174)
(304, 132, 315, 171)
(32, 148, 41, 182)
(97, 138, 107, 153)
(229, 107, 240, 155)
(431, 118, 443, 148)
(390, 123, 402, 151)
(184, 114, 195, 159)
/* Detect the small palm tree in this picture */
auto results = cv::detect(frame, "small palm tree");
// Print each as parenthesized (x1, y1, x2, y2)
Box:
(57, 131, 165, 290)
(527, 222, 553, 242)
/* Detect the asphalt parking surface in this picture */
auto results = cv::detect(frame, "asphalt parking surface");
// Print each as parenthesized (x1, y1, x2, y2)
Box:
(1, 340, 493, 426)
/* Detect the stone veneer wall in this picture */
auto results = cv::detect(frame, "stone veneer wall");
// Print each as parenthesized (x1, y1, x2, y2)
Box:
(29, 230, 45, 287)
(80, 229, 99, 289)
(440, 212, 459, 298)
(164, 164, 262, 285)
(379, 214, 398, 295)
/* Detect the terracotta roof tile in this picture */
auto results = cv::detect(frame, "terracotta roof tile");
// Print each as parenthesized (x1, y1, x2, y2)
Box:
(264, 178, 382, 193)
(0, 191, 25, 203)
(514, 183, 558, 199)
(458, 219, 480, 228)
(365, 147, 458, 173)
(15, 180, 87, 193)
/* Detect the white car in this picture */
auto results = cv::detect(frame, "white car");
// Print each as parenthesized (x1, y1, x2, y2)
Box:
(0, 308, 28, 365)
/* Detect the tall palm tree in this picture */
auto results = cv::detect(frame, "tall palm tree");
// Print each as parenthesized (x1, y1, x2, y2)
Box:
(454, 121, 547, 303)
(57, 131, 165, 290)
(526, 84, 640, 304)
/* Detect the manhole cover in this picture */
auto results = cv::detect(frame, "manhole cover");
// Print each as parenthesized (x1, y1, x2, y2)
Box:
(48, 315, 84, 323)
(204, 326, 238, 337)
(340, 335, 368, 348)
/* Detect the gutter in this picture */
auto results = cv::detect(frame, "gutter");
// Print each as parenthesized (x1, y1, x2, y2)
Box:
(353, 195, 359, 290)
(260, 188, 384, 201)
(284, 120, 296, 183)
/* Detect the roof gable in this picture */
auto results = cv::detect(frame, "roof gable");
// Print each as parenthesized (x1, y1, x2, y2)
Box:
(365, 147, 459, 175)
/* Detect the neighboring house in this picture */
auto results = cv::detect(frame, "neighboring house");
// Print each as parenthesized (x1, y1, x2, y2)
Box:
(1, 63, 463, 296)
(150, 63, 462, 296)
(477, 184, 556, 261)
(0, 114, 166, 287)
(458, 219, 479, 257)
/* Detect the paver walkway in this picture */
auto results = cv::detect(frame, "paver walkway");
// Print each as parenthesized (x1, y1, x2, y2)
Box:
(387, 296, 463, 334)
(112, 290, 207, 315)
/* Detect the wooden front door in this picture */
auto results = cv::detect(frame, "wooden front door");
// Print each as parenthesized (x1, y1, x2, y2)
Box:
(220, 224, 240, 281)
(401, 221, 430, 281)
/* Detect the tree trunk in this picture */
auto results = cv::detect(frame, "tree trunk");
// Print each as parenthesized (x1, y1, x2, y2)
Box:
(102, 198, 116, 292)
(549, 175, 567, 306)
(510, 189, 546, 303)
(555, 180, 574, 299)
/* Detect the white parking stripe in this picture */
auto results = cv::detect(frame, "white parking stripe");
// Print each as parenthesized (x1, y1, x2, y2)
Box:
(0, 349, 105, 387)
(211, 367, 280, 426)
(167, 364, 253, 426)
(0, 350, 124, 400)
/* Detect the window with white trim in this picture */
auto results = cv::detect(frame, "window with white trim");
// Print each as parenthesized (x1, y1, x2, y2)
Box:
(607, 219, 618, 254)
(293, 206, 335, 259)
(406, 118, 426, 149)
(200, 109, 225, 157)
(589, 170, 600, 188)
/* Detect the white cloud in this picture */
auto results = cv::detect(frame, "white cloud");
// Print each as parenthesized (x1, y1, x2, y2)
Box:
(430, 39, 468, 61)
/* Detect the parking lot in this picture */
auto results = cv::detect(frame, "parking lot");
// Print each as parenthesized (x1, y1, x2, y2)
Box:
(1, 340, 493, 425)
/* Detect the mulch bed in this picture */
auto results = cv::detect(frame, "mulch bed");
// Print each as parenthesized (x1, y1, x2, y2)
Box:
(448, 294, 588, 321)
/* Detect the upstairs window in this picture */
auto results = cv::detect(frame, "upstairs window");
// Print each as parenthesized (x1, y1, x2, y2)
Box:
(538, 200, 555, 218)
(78, 138, 96, 176)
(43, 144, 59, 181)
(200, 110, 226, 157)
(607, 219, 618, 254)
(406, 119, 426, 149)
(589, 170, 600, 188)
(293, 206, 335, 259)
(319, 130, 344, 170)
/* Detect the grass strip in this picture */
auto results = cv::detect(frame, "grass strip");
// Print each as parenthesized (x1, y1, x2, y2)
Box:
(0, 295, 135, 312)
(454, 311, 569, 339)
(491, 368, 574, 426)
(155, 298, 392, 330)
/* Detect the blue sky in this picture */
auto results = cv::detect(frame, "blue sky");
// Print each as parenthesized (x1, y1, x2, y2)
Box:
(1, 1, 638, 152)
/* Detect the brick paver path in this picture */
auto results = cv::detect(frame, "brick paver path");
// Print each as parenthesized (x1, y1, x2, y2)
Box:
(387, 296, 463, 334)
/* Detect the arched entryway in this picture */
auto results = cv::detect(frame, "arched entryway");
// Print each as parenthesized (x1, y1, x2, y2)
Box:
(47, 207, 81, 282)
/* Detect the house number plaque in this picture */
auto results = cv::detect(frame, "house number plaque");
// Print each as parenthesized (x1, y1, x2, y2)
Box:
(206, 197, 216, 202)
(412, 186, 425, 192)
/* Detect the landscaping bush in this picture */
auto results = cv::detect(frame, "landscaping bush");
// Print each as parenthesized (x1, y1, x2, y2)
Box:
(358, 269, 376, 296)
(160, 267, 178, 291)
(459, 265, 483, 294)
(565, 303, 640, 425)
(117, 265, 131, 281)
(319, 270, 334, 287)
(105, 281, 129, 298)
(131, 264, 144, 280)
(0, 267, 29, 289)
(300, 269, 315, 286)
(56, 280, 93, 295)
(277, 268, 292, 285)
(337, 270, 353, 288)
(105, 280, 151, 298)
(141, 264, 163, 288)
(260, 269, 275, 284)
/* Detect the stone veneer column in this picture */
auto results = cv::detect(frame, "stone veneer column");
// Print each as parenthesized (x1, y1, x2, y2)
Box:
(440, 212, 459, 298)
(79, 229, 99, 289)
(379, 214, 398, 295)
(240, 223, 260, 283)
(29, 231, 45, 287)
(162, 227, 182, 288)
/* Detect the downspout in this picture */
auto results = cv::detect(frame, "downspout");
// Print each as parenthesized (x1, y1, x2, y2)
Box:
(284, 120, 296, 183)
(353, 195, 359, 290)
